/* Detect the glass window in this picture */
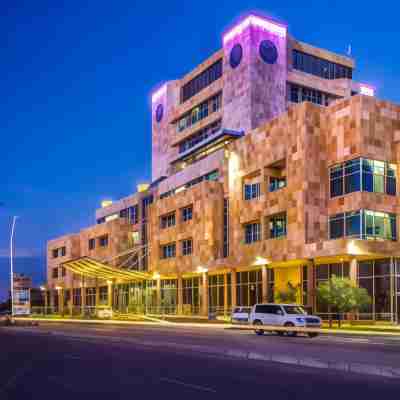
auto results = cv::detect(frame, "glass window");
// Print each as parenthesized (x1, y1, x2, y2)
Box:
(329, 213, 344, 239)
(244, 222, 261, 244)
(160, 212, 176, 229)
(269, 213, 287, 239)
(61, 247, 66, 257)
(88, 238, 95, 250)
(99, 235, 108, 247)
(181, 205, 193, 222)
(52, 268, 58, 279)
(244, 183, 261, 200)
(181, 60, 222, 103)
(182, 239, 193, 256)
(331, 158, 396, 198)
(161, 243, 176, 259)
(52, 249, 58, 258)
(345, 210, 361, 238)
(269, 177, 286, 192)
(292, 49, 352, 80)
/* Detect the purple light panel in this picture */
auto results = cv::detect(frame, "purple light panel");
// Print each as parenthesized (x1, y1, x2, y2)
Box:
(151, 84, 167, 103)
(223, 15, 286, 45)
(360, 85, 374, 97)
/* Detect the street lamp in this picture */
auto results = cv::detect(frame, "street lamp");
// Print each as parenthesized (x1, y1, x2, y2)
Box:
(10, 216, 19, 317)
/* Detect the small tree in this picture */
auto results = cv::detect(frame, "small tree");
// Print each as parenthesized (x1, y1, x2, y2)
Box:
(316, 275, 371, 327)
(276, 281, 300, 304)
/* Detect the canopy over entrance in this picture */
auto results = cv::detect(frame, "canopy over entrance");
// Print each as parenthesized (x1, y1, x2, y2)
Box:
(62, 257, 150, 282)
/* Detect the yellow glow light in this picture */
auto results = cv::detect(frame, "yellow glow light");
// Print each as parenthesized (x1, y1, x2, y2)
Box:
(55, 286, 62, 291)
(137, 183, 150, 193)
(197, 266, 208, 273)
(101, 200, 113, 208)
(153, 272, 161, 280)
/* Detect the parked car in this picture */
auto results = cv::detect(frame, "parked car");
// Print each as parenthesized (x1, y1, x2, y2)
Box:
(231, 307, 251, 324)
(249, 303, 322, 337)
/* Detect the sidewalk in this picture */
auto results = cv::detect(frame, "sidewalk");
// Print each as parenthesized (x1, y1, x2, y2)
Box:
(13, 316, 400, 337)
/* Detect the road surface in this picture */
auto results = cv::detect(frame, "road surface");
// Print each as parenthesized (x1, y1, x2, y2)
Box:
(1, 322, 399, 399)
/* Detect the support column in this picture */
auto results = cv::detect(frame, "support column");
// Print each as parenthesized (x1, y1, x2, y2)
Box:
(81, 276, 86, 316)
(44, 290, 48, 315)
(223, 273, 229, 317)
(349, 257, 358, 283)
(49, 289, 55, 313)
(69, 280, 74, 316)
(95, 278, 100, 312)
(201, 272, 209, 317)
(107, 282, 113, 309)
(58, 288, 64, 316)
(177, 275, 183, 315)
(261, 265, 268, 303)
(156, 278, 161, 314)
(231, 269, 237, 308)
(349, 257, 358, 322)
(307, 260, 315, 312)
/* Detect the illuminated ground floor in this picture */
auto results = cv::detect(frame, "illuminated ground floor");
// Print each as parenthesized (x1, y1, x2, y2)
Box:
(41, 257, 400, 323)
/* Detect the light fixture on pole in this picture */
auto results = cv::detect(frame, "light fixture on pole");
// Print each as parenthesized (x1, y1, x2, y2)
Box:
(10, 216, 19, 318)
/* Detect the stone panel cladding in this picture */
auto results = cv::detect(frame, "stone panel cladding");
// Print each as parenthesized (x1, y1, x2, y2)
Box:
(47, 233, 80, 289)
(48, 95, 400, 285)
(147, 180, 224, 276)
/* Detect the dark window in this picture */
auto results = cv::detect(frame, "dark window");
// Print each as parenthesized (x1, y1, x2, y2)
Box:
(269, 177, 286, 192)
(99, 235, 109, 247)
(181, 206, 193, 222)
(61, 267, 66, 277)
(160, 212, 176, 229)
(230, 43, 243, 68)
(329, 213, 344, 239)
(181, 59, 222, 103)
(236, 270, 262, 306)
(52, 249, 58, 258)
(329, 210, 396, 241)
(52, 268, 58, 279)
(255, 304, 281, 314)
(178, 119, 222, 153)
(244, 183, 261, 200)
(182, 239, 193, 256)
(129, 205, 139, 224)
(330, 158, 396, 198)
(288, 83, 337, 106)
(176, 93, 221, 135)
(97, 217, 106, 224)
(293, 49, 352, 80)
(161, 243, 176, 259)
(61, 247, 66, 257)
(269, 213, 287, 239)
(259, 40, 278, 64)
(244, 222, 261, 244)
(88, 238, 96, 250)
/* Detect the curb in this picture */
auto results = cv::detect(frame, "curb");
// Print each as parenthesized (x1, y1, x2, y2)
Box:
(5, 327, 400, 379)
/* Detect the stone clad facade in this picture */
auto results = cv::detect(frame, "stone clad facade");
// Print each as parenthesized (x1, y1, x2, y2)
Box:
(46, 13, 400, 322)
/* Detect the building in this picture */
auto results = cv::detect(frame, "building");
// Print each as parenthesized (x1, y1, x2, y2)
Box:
(45, 13, 400, 322)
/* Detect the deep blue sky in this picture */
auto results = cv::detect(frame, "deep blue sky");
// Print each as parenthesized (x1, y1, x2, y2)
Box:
(1, 1, 399, 299)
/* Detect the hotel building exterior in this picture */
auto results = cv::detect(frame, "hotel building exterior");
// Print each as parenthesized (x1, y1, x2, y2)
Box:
(45, 14, 400, 322)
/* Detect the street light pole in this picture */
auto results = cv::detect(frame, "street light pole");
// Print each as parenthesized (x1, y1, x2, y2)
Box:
(10, 216, 18, 317)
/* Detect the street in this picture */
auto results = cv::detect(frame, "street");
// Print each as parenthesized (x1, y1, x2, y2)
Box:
(1, 322, 400, 399)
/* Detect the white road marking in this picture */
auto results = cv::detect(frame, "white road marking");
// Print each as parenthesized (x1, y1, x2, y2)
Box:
(160, 377, 217, 393)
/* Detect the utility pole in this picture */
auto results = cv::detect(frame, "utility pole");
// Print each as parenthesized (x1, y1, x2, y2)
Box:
(10, 216, 18, 317)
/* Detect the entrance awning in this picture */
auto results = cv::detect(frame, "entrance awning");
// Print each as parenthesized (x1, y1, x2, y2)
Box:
(62, 257, 150, 282)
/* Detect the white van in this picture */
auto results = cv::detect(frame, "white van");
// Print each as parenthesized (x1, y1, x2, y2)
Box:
(249, 303, 321, 337)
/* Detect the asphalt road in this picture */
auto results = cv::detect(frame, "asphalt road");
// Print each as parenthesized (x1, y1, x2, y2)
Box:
(1, 323, 400, 399)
